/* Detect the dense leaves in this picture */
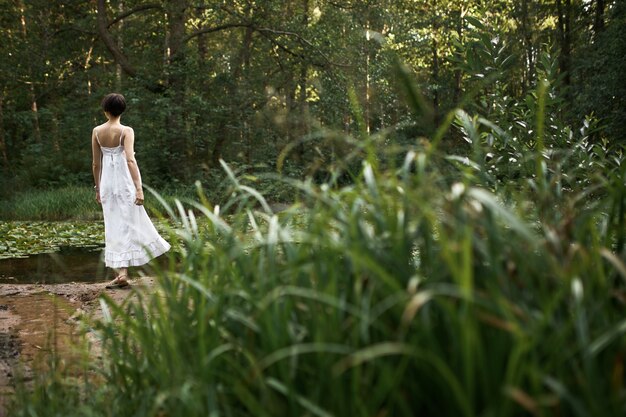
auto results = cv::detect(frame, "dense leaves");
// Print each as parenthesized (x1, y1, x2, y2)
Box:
(0, 1, 623, 195)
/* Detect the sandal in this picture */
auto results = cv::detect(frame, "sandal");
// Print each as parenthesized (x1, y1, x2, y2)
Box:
(105, 275, 130, 289)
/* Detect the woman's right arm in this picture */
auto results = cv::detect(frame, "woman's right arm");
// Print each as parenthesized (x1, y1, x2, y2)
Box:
(91, 128, 102, 204)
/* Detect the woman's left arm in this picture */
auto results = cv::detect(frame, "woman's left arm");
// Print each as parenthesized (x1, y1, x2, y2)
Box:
(123, 128, 144, 205)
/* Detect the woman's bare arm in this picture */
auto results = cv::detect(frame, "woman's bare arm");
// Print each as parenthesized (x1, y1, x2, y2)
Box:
(91, 128, 102, 203)
(122, 127, 144, 205)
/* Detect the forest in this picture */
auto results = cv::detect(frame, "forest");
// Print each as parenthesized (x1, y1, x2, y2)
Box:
(0, 0, 623, 194)
(1, 1, 626, 416)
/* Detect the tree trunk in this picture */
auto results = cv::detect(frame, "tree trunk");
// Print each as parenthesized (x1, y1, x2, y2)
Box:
(283, 75, 297, 156)
(239, 26, 254, 160)
(19, 2, 41, 143)
(165, 0, 188, 178)
(564, 0, 572, 89)
(197, 33, 207, 63)
(297, 64, 309, 161)
(96, 0, 164, 92)
(556, 0, 572, 89)
(297, 0, 310, 161)
(195, 4, 207, 68)
(211, 22, 254, 166)
(431, 24, 440, 126)
(164, 9, 170, 67)
(594, 0, 606, 35)
(453, 7, 463, 104)
(520, 0, 534, 95)
(115, 1, 124, 91)
(85, 44, 94, 96)
(241, 27, 253, 71)
(0, 93, 9, 168)
(365, 16, 371, 134)
(96, 0, 137, 78)
(211, 122, 227, 167)
(166, 0, 186, 66)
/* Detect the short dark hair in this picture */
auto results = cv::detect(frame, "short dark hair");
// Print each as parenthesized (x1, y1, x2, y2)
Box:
(101, 93, 126, 117)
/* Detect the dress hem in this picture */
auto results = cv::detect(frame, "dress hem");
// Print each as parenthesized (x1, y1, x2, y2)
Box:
(104, 238, 171, 268)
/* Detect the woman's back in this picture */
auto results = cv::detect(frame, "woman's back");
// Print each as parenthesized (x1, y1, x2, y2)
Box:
(96, 124, 126, 148)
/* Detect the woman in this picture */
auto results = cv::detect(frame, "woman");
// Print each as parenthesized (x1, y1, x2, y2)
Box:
(92, 93, 170, 288)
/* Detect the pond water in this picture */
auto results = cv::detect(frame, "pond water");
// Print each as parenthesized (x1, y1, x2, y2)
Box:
(0, 221, 108, 284)
(0, 245, 107, 284)
(0, 221, 173, 284)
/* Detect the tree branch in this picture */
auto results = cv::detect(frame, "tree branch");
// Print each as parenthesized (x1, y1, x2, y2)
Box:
(256, 27, 350, 68)
(258, 30, 306, 60)
(107, 3, 162, 28)
(182, 23, 253, 43)
(96, 0, 137, 77)
(53, 26, 96, 37)
(96, 0, 165, 93)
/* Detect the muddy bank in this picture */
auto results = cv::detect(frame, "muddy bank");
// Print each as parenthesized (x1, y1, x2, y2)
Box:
(0, 277, 155, 416)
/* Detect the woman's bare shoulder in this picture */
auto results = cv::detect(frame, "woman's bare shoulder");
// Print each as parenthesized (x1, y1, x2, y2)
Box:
(93, 123, 107, 133)
(123, 126, 135, 138)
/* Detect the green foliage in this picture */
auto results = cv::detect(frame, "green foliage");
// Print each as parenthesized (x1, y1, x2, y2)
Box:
(0, 0, 623, 191)
(574, 1, 626, 141)
(10, 102, 626, 417)
(0, 186, 100, 221)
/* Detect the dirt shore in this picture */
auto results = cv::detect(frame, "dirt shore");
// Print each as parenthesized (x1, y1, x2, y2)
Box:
(0, 276, 155, 416)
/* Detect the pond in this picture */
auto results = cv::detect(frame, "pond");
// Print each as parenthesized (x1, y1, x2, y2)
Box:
(0, 221, 107, 284)
(0, 220, 179, 284)
(0, 245, 106, 284)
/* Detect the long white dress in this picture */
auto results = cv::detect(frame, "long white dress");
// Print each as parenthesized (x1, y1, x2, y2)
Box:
(97, 128, 170, 268)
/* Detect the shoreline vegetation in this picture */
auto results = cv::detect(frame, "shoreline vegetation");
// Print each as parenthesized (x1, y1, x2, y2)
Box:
(0, 186, 102, 221)
(0, 172, 295, 222)
(0, 185, 199, 221)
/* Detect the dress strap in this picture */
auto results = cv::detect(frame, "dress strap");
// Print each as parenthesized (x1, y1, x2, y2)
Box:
(119, 127, 125, 147)
(95, 129, 101, 145)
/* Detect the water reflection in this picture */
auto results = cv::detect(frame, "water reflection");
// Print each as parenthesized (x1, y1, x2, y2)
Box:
(0, 246, 106, 284)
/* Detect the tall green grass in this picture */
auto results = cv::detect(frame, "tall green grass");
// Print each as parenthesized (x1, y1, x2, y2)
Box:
(9, 69, 626, 416)
(0, 184, 198, 221)
(0, 186, 101, 221)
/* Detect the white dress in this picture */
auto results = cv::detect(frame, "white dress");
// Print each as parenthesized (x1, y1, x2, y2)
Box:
(97, 128, 171, 268)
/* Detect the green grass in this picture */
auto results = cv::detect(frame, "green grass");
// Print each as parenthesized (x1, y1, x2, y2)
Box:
(0, 184, 200, 221)
(0, 185, 101, 221)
